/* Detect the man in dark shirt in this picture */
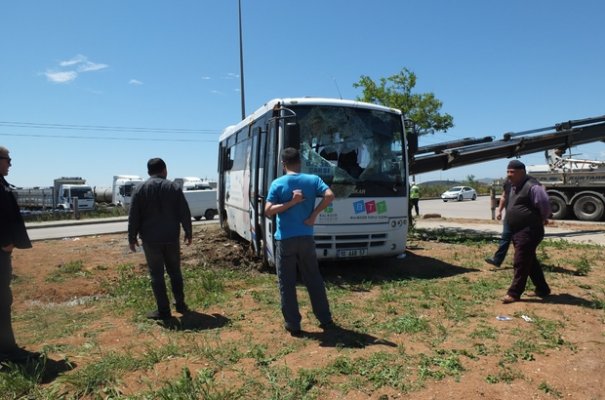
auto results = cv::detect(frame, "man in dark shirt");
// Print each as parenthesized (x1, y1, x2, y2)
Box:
(502, 160, 552, 304)
(0, 146, 38, 362)
(128, 158, 193, 319)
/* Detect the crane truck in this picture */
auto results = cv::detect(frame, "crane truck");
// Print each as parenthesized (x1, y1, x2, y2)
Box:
(526, 149, 605, 221)
(409, 115, 605, 221)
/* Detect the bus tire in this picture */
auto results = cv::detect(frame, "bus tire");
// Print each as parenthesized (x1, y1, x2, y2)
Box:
(573, 195, 604, 221)
(549, 196, 568, 220)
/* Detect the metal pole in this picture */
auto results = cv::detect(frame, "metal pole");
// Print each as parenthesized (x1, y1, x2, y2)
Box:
(238, 0, 246, 119)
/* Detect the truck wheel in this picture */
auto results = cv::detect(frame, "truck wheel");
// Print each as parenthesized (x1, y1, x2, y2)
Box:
(549, 196, 568, 219)
(205, 209, 216, 220)
(194, 216, 202, 221)
(573, 195, 604, 221)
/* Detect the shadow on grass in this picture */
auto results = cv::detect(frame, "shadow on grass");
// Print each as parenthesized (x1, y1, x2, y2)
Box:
(0, 354, 75, 384)
(320, 251, 478, 288)
(299, 325, 397, 349)
(524, 293, 604, 309)
(159, 311, 230, 331)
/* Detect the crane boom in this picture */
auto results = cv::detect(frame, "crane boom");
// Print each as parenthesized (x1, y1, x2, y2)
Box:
(409, 115, 605, 175)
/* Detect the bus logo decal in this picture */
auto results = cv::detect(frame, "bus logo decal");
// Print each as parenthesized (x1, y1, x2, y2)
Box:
(353, 200, 366, 214)
(353, 200, 388, 215)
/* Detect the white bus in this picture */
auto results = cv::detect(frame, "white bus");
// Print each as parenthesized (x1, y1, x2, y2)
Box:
(218, 97, 411, 266)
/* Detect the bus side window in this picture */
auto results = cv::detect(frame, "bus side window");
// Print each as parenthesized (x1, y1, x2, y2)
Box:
(223, 148, 234, 170)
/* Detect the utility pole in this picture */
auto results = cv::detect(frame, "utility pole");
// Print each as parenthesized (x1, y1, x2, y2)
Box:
(238, 0, 246, 119)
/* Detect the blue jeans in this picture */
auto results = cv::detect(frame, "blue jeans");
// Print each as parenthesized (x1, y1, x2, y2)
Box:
(492, 222, 512, 265)
(142, 242, 185, 314)
(275, 236, 332, 330)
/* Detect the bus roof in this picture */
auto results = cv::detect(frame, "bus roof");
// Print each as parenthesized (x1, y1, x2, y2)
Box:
(219, 97, 402, 142)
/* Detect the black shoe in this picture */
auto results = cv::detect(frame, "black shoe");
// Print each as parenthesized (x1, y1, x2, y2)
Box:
(284, 325, 302, 337)
(484, 257, 501, 267)
(146, 310, 172, 320)
(175, 303, 190, 314)
(319, 320, 337, 331)
(527, 290, 551, 298)
(0, 347, 42, 363)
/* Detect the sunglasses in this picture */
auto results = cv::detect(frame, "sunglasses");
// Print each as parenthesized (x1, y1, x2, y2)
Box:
(0, 157, 11, 162)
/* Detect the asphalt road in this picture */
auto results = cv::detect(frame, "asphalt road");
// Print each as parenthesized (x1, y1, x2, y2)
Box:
(415, 196, 605, 246)
(419, 195, 497, 219)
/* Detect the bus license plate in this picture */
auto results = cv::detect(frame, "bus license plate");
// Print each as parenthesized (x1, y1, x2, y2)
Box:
(337, 249, 367, 258)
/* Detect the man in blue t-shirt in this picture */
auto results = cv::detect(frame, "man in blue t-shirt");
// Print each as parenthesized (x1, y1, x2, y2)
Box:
(265, 147, 336, 336)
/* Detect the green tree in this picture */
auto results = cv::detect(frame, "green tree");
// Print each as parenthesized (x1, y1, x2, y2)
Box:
(353, 68, 454, 134)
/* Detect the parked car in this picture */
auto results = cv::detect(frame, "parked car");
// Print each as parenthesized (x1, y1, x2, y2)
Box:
(441, 186, 477, 202)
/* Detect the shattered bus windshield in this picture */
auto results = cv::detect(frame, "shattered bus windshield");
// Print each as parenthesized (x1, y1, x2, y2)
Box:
(293, 105, 406, 198)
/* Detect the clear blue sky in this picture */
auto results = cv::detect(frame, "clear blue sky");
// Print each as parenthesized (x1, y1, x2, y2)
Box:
(1, 0, 604, 188)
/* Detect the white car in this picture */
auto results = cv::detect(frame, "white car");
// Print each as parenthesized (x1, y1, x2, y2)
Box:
(441, 186, 477, 202)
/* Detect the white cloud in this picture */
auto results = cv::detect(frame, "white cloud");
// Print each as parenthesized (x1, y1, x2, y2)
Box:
(78, 61, 108, 72)
(201, 76, 211, 80)
(60, 54, 87, 67)
(210, 90, 223, 95)
(44, 70, 78, 83)
(224, 73, 239, 80)
(44, 54, 108, 84)
(129, 79, 143, 85)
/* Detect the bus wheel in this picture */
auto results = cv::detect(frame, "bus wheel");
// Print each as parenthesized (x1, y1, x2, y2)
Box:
(573, 195, 604, 221)
(549, 196, 568, 219)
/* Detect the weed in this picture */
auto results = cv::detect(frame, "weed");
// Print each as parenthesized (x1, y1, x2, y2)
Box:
(538, 381, 563, 398)
(572, 257, 592, 276)
(381, 313, 430, 334)
(150, 367, 239, 400)
(45, 260, 88, 282)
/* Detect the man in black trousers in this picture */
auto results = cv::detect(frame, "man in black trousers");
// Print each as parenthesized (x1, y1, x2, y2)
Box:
(0, 146, 39, 362)
(128, 158, 193, 319)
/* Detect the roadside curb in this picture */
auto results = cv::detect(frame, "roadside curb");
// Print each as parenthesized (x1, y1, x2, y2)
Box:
(25, 216, 128, 230)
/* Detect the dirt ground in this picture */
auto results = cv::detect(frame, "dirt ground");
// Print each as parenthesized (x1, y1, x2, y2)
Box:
(7, 222, 605, 399)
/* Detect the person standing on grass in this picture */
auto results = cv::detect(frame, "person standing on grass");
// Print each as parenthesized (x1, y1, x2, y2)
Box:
(128, 158, 192, 320)
(501, 160, 552, 304)
(485, 179, 512, 268)
(265, 147, 336, 336)
(0, 146, 40, 362)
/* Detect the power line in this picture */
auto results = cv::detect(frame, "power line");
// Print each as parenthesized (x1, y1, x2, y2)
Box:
(0, 132, 217, 142)
(0, 121, 221, 135)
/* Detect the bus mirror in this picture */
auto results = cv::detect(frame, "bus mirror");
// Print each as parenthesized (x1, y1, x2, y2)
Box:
(407, 131, 418, 156)
(284, 122, 300, 149)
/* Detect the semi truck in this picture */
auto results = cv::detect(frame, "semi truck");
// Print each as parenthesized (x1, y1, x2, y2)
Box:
(15, 177, 95, 211)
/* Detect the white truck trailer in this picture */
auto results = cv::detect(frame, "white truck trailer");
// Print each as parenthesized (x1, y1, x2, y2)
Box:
(183, 189, 218, 221)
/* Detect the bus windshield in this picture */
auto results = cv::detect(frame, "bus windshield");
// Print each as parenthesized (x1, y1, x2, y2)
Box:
(292, 105, 406, 198)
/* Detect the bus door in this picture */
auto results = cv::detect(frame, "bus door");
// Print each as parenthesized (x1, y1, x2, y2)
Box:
(249, 125, 263, 257)
(261, 118, 279, 266)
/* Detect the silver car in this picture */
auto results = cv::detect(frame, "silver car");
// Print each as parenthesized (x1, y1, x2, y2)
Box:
(441, 186, 477, 202)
